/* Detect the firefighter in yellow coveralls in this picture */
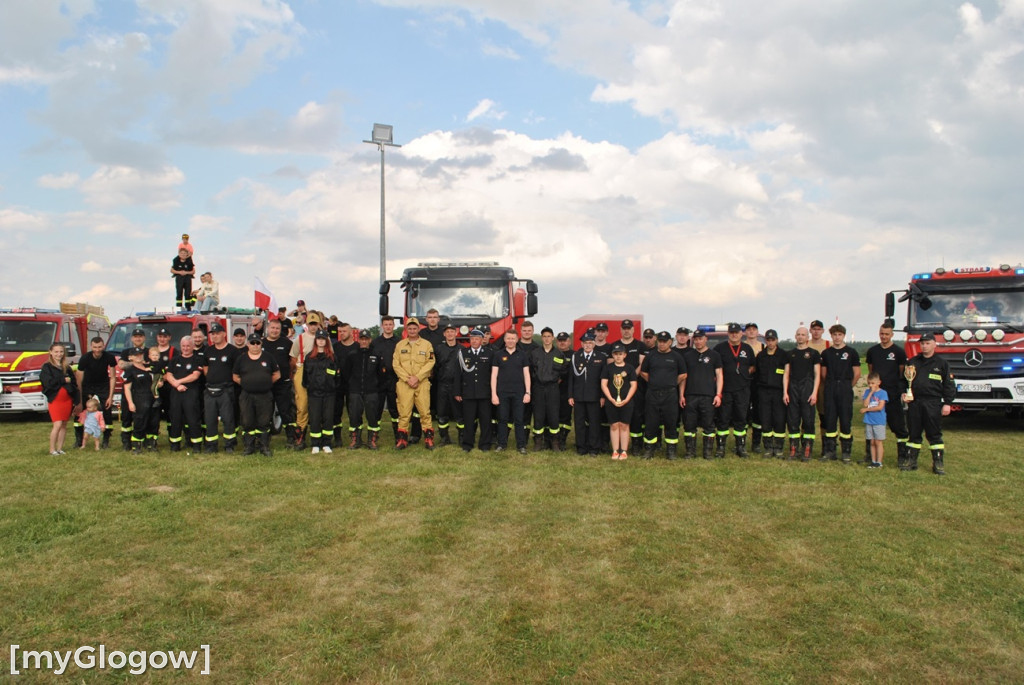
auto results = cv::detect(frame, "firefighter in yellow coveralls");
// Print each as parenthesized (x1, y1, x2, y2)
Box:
(393, 318, 436, 450)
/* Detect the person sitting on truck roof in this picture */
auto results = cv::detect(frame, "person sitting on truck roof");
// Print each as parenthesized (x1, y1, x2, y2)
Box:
(193, 272, 219, 313)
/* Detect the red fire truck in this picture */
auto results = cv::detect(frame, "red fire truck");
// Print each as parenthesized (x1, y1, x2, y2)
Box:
(572, 315, 644, 346)
(0, 303, 111, 414)
(885, 264, 1024, 414)
(379, 262, 538, 344)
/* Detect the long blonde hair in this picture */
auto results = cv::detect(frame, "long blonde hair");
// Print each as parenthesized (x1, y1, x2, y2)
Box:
(47, 343, 70, 373)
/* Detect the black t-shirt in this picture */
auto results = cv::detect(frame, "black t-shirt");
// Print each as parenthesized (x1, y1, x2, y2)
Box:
(232, 351, 279, 393)
(167, 353, 203, 385)
(171, 255, 194, 276)
(123, 365, 155, 402)
(156, 346, 175, 367)
(785, 347, 821, 384)
(754, 347, 788, 389)
(333, 341, 359, 386)
(372, 335, 399, 382)
(713, 341, 756, 390)
(493, 347, 529, 394)
(640, 350, 686, 390)
(821, 345, 860, 384)
(602, 363, 637, 402)
(685, 348, 722, 397)
(594, 341, 614, 358)
(866, 343, 907, 389)
(263, 337, 293, 381)
(204, 344, 240, 386)
(78, 351, 117, 387)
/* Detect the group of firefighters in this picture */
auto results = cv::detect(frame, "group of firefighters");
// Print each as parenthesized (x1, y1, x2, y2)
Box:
(71, 308, 954, 474)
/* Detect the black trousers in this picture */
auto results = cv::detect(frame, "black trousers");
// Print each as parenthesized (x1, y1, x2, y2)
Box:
(787, 378, 816, 439)
(168, 387, 202, 446)
(717, 386, 750, 436)
(205, 386, 237, 445)
(684, 395, 715, 436)
(81, 384, 114, 434)
(630, 381, 646, 439)
(822, 382, 854, 439)
(531, 382, 560, 436)
(461, 397, 493, 450)
(496, 393, 527, 449)
(757, 386, 786, 437)
(435, 381, 460, 431)
(882, 384, 909, 440)
(130, 395, 153, 444)
(374, 380, 398, 429)
(644, 388, 679, 442)
(239, 389, 274, 439)
(174, 276, 193, 309)
(271, 379, 296, 433)
(348, 392, 380, 431)
(573, 400, 601, 453)
(307, 393, 335, 446)
(332, 384, 348, 432)
(907, 397, 944, 449)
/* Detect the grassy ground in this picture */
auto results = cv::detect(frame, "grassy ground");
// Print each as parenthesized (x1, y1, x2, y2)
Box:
(2, 412, 1023, 682)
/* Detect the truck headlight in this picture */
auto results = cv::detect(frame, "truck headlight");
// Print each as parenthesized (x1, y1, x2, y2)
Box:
(22, 370, 41, 382)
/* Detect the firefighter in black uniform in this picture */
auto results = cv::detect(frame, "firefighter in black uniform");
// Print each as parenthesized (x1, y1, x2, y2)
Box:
(164, 335, 204, 452)
(453, 329, 494, 452)
(530, 327, 570, 451)
(371, 316, 401, 445)
(201, 323, 240, 453)
(343, 329, 384, 449)
(639, 331, 686, 459)
(901, 332, 956, 475)
(683, 329, 723, 459)
(555, 332, 574, 446)
(264, 319, 296, 450)
(753, 329, 787, 458)
(713, 323, 756, 457)
(568, 331, 607, 456)
(332, 323, 358, 446)
(820, 323, 861, 463)
(432, 323, 462, 447)
(783, 327, 821, 461)
(866, 322, 909, 465)
(233, 333, 281, 456)
(118, 328, 148, 449)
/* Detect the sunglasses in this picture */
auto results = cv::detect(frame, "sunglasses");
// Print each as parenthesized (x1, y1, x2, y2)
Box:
(248, 340, 262, 346)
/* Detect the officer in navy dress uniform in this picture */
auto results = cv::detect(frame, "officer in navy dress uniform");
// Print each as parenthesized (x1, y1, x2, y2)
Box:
(453, 329, 495, 452)
(568, 331, 608, 456)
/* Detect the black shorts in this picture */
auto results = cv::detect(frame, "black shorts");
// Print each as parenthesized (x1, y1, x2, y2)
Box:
(605, 401, 633, 425)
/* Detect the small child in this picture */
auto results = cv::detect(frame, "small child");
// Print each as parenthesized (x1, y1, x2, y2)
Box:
(78, 397, 106, 450)
(178, 233, 194, 256)
(860, 372, 888, 468)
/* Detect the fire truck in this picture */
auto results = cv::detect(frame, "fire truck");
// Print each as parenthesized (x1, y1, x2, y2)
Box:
(0, 303, 111, 414)
(572, 315, 644, 346)
(885, 264, 1024, 414)
(105, 308, 264, 414)
(379, 262, 538, 344)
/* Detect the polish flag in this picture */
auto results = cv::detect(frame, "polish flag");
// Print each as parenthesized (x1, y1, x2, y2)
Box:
(254, 277, 278, 318)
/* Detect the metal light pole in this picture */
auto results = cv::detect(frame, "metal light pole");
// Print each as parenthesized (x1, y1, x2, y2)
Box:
(363, 123, 401, 285)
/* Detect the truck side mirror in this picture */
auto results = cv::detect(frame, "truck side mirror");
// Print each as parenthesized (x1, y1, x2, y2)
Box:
(884, 292, 895, 318)
(63, 342, 77, 358)
(379, 282, 391, 295)
(379, 295, 390, 317)
(525, 280, 538, 294)
(526, 294, 538, 317)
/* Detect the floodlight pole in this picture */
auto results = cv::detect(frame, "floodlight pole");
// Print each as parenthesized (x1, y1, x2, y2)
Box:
(363, 124, 401, 286)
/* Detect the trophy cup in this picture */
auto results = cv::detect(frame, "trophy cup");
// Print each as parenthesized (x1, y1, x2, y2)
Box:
(613, 372, 624, 402)
(904, 365, 917, 401)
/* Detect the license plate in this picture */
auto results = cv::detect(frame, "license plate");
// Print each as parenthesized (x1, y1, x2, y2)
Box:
(957, 383, 991, 393)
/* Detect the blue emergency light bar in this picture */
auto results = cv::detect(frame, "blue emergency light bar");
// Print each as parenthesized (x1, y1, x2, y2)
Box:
(912, 273, 932, 280)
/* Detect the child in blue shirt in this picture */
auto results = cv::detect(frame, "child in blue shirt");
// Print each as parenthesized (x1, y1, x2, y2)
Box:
(860, 372, 888, 468)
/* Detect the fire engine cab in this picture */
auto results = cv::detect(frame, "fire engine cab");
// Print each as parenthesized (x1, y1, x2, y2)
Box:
(0, 303, 111, 414)
(885, 264, 1024, 414)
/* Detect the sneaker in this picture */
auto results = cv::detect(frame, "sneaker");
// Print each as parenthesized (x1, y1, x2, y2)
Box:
(56, 450, 66, 455)
(323, 446, 333, 454)
(620, 451, 629, 460)
(311, 446, 321, 454)
(612, 451, 621, 460)
(868, 462, 882, 469)
(49, 450, 60, 456)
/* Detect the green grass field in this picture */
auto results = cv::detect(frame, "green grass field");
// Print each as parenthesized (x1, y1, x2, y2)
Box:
(2, 413, 1023, 682)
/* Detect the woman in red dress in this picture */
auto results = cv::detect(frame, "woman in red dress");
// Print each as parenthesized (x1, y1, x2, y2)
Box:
(40, 343, 79, 455)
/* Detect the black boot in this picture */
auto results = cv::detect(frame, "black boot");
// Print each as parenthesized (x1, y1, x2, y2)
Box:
(242, 433, 256, 456)
(259, 436, 272, 457)
(822, 437, 836, 462)
(666, 443, 677, 460)
(751, 429, 763, 454)
(122, 431, 132, 451)
(703, 436, 715, 460)
(896, 442, 908, 469)
(368, 431, 380, 450)
(931, 449, 945, 476)
(773, 436, 784, 459)
(840, 438, 853, 464)
(905, 448, 919, 471)
(714, 434, 726, 458)
(424, 429, 435, 450)
(440, 427, 451, 446)
(735, 435, 749, 458)
(643, 443, 655, 459)
(348, 430, 362, 449)
(684, 436, 696, 459)
(802, 439, 814, 462)
(532, 434, 545, 452)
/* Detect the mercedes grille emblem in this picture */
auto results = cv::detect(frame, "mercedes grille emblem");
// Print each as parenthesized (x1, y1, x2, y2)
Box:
(964, 349, 984, 368)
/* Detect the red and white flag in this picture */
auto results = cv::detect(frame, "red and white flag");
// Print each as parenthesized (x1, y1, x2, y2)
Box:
(254, 277, 278, 318)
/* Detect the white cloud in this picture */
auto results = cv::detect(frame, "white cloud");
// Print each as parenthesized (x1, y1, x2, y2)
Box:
(481, 42, 520, 60)
(466, 98, 506, 122)
(38, 172, 81, 189)
(79, 165, 185, 210)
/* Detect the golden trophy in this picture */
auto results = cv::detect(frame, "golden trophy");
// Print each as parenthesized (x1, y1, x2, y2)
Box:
(613, 372, 624, 402)
(904, 365, 917, 401)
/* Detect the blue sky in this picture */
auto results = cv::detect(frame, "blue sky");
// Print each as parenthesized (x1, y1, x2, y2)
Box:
(2, 0, 1022, 339)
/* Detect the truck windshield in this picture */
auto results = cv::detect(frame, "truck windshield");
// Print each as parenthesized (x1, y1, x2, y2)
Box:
(910, 287, 1024, 328)
(106, 322, 194, 351)
(408, 284, 509, 320)
(0, 320, 57, 351)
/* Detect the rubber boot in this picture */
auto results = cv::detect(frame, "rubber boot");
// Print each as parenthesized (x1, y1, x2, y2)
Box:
(424, 429, 435, 450)
(533, 434, 545, 452)
(840, 438, 853, 464)
(714, 434, 726, 458)
(802, 439, 814, 462)
(122, 431, 132, 451)
(703, 436, 715, 460)
(242, 433, 256, 456)
(931, 449, 945, 476)
(751, 429, 763, 454)
(735, 435, 749, 458)
(821, 437, 835, 462)
(396, 430, 409, 450)
(774, 436, 784, 459)
(169, 441, 181, 452)
(259, 436, 272, 457)
(368, 431, 379, 450)
(905, 447, 919, 471)
(666, 443, 677, 460)
(643, 443, 655, 460)
(101, 431, 111, 449)
(440, 427, 451, 446)
(684, 436, 696, 459)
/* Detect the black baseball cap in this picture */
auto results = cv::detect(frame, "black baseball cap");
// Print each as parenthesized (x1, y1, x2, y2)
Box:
(209, 323, 225, 333)
(745, 322, 758, 330)
(810, 320, 825, 328)
(314, 329, 329, 340)
(233, 328, 246, 337)
(358, 329, 372, 339)
(247, 333, 263, 344)
(444, 323, 456, 330)
(765, 329, 778, 340)
(556, 331, 570, 341)
(692, 329, 707, 339)
(611, 342, 626, 353)
(621, 319, 634, 328)
(920, 332, 936, 342)
(128, 347, 145, 357)
(656, 331, 671, 342)
(157, 328, 171, 336)
(728, 323, 742, 333)
(642, 328, 656, 337)
(595, 322, 609, 331)
(676, 327, 690, 335)
(131, 328, 145, 337)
